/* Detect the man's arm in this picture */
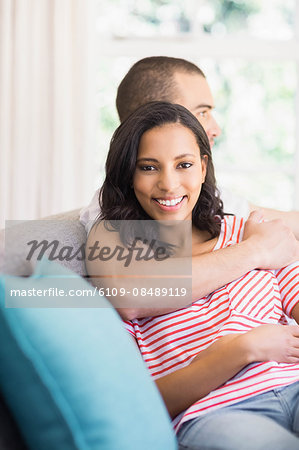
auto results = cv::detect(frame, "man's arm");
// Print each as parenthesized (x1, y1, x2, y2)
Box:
(191, 211, 299, 303)
(86, 212, 299, 320)
(249, 203, 299, 240)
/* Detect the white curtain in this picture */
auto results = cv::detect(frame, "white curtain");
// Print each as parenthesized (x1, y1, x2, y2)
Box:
(0, 0, 96, 228)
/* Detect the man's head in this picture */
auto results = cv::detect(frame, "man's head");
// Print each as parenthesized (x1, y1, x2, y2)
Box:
(116, 56, 221, 148)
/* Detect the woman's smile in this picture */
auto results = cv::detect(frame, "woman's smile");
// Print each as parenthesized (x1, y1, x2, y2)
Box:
(153, 195, 187, 211)
(133, 123, 207, 221)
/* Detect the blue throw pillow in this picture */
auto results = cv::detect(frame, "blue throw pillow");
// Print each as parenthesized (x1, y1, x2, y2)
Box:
(0, 259, 177, 450)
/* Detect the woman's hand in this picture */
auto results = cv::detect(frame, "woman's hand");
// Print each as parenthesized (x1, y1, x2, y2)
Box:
(192, 324, 299, 366)
(157, 324, 299, 419)
(240, 324, 299, 364)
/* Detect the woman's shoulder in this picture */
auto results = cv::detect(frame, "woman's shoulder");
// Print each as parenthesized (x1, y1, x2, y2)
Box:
(87, 220, 121, 246)
(85, 220, 124, 276)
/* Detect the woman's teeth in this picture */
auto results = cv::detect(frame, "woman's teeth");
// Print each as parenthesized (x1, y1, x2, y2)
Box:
(156, 196, 184, 206)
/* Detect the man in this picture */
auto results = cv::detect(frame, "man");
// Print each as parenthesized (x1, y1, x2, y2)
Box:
(82, 56, 299, 318)
(82, 56, 299, 237)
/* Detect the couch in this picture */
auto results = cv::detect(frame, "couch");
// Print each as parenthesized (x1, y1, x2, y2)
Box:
(0, 210, 177, 450)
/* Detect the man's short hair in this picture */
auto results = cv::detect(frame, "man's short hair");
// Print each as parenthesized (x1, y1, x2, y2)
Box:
(116, 56, 205, 122)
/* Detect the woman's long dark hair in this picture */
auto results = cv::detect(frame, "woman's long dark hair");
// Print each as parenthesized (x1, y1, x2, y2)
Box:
(99, 101, 224, 244)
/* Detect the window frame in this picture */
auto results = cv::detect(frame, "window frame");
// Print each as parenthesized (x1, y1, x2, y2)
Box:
(96, 2, 299, 209)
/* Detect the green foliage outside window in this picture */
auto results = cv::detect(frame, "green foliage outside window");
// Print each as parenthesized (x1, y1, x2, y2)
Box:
(95, 0, 297, 209)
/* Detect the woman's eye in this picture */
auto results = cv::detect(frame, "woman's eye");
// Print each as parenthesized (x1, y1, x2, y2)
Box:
(140, 165, 156, 171)
(178, 162, 192, 169)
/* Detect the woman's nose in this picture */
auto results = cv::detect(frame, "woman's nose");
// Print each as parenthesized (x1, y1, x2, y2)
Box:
(157, 169, 179, 192)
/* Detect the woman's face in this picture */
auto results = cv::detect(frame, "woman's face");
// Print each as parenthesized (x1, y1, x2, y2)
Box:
(133, 123, 207, 221)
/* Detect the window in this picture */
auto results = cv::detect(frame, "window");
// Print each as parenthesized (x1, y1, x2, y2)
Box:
(95, 0, 299, 210)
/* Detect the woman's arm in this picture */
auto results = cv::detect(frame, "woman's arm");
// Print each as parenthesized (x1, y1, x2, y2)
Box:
(155, 324, 299, 419)
(292, 304, 299, 324)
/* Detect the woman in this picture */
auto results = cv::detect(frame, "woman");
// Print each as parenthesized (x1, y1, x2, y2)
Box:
(86, 101, 299, 449)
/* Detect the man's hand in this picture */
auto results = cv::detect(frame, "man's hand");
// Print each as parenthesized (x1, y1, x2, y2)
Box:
(243, 210, 299, 270)
(249, 203, 299, 240)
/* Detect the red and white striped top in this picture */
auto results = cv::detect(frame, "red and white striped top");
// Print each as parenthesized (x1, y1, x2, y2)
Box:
(124, 216, 299, 432)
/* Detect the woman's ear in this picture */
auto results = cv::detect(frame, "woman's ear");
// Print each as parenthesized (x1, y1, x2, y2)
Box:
(201, 155, 208, 183)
